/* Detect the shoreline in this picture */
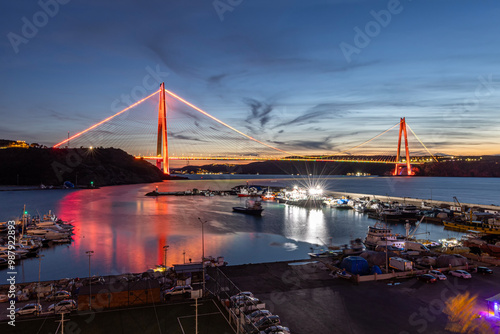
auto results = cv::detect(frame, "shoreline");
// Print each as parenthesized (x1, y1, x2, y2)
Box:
(328, 190, 500, 211)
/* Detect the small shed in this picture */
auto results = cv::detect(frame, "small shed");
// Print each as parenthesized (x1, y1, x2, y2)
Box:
(486, 293, 500, 318)
(173, 263, 204, 282)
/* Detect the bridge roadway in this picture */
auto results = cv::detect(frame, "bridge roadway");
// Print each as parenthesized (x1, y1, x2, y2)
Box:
(136, 155, 437, 164)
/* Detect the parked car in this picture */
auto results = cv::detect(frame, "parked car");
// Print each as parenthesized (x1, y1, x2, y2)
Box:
(474, 266, 493, 275)
(417, 274, 437, 283)
(45, 290, 71, 302)
(163, 285, 192, 300)
(246, 309, 272, 324)
(263, 325, 291, 334)
(429, 270, 447, 280)
(15, 303, 41, 316)
(253, 315, 281, 331)
(449, 270, 472, 279)
(48, 299, 77, 313)
(232, 296, 261, 308)
(230, 291, 254, 301)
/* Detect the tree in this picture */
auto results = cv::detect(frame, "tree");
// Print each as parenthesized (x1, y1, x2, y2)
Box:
(444, 292, 496, 333)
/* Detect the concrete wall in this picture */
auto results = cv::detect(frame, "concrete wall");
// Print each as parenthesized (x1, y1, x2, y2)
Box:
(77, 288, 160, 311)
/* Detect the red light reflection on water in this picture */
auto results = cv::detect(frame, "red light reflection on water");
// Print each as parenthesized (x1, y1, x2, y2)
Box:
(55, 188, 228, 274)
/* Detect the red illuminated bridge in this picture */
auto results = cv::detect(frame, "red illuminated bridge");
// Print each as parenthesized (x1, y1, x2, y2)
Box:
(53, 83, 438, 176)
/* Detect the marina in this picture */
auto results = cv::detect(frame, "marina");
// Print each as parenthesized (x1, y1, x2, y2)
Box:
(1, 176, 500, 333)
(1, 176, 499, 282)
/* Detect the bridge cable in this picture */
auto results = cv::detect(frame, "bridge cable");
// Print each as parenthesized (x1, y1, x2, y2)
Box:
(53, 89, 161, 148)
(164, 89, 301, 157)
(330, 122, 400, 156)
(406, 124, 438, 162)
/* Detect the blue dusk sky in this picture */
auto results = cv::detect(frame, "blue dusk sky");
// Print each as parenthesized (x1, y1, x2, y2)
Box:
(1, 0, 500, 157)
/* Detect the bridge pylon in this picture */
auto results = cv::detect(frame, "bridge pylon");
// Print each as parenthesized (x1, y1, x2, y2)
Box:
(393, 117, 413, 176)
(156, 82, 169, 174)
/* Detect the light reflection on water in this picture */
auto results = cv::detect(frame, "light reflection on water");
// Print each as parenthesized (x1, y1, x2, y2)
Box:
(1, 176, 490, 282)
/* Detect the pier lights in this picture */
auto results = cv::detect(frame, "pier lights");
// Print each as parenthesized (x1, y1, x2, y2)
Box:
(198, 218, 207, 295)
(163, 245, 169, 278)
(85, 250, 94, 310)
(37, 254, 44, 307)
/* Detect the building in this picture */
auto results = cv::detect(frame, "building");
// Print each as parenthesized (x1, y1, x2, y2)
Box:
(486, 293, 500, 318)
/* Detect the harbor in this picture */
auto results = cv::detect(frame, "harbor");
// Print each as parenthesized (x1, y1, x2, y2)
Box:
(1, 177, 500, 333)
(1, 258, 499, 333)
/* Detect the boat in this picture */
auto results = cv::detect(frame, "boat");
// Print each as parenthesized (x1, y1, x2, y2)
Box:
(261, 188, 275, 201)
(308, 249, 342, 258)
(435, 238, 470, 254)
(364, 222, 407, 250)
(232, 201, 264, 216)
(399, 205, 420, 218)
(341, 238, 366, 255)
(203, 256, 228, 267)
(443, 218, 500, 235)
(237, 187, 262, 197)
(462, 233, 500, 257)
(379, 207, 402, 221)
(330, 198, 351, 209)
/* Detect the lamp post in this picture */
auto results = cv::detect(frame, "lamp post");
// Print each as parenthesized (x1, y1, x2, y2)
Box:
(163, 245, 169, 278)
(85, 250, 94, 310)
(197, 218, 206, 295)
(37, 254, 44, 307)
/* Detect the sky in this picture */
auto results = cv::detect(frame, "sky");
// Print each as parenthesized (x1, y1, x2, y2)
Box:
(1, 0, 500, 158)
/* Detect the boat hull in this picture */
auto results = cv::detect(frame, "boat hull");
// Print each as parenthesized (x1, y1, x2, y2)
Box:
(232, 207, 263, 216)
(443, 221, 500, 235)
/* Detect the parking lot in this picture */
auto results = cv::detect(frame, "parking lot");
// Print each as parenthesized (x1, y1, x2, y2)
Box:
(220, 260, 500, 334)
(0, 298, 235, 334)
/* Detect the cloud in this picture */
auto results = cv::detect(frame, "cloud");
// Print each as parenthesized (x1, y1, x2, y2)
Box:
(207, 74, 228, 85)
(168, 132, 206, 142)
(274, 103, 346, 128)
(243, 98, 275, 128)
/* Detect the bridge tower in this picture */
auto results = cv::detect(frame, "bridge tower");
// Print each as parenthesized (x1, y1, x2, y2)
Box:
(156, 82, 169, 174)
(393, 117, 413, 176)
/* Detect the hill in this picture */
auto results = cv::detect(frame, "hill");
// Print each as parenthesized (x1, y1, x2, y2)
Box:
(174, 157, 500, 177)
(0, 147, 183, 186)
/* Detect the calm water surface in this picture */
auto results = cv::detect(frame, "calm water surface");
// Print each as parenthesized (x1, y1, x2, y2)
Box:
(1, 176, 498, 282)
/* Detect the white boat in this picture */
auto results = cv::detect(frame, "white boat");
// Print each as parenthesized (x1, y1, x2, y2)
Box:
(26, 228, 71, 240)
(237, 187, 262, 197)
(364, 222, 407, 250)
(0, 249, 28, 260)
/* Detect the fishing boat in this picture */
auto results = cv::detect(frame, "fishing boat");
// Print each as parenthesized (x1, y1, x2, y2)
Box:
(232, 201, 264, 216)
(238, 187, 262, 197)
(364, 222, 407, 250)
(443, 218, 500, 235)
(261, 188, 275, 201)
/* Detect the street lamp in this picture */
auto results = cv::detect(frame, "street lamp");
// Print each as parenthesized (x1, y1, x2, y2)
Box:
(197, 218, 207, 295)
(163, 245, 169, 278)
(37, 254, 44, 307)
(85, 250, 94, 310)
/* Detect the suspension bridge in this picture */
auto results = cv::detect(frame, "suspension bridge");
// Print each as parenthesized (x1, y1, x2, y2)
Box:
(53, 83, 438, 176)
